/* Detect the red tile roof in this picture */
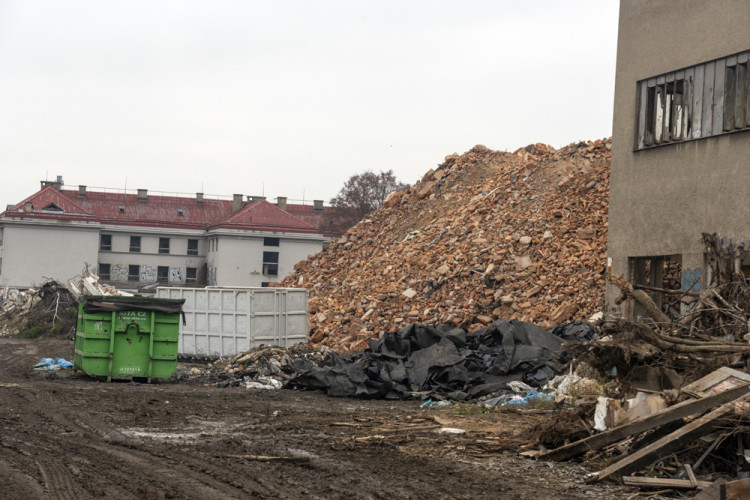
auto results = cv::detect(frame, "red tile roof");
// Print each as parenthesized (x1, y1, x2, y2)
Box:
(1, 187, 357, 236)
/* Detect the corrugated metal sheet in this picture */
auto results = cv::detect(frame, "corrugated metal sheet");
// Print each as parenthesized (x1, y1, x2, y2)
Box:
(156, 286, 308, 358)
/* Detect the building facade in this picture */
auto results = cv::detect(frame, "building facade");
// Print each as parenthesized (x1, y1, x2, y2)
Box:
(607, 0, 750, 317)
(0, 183, 355, 289)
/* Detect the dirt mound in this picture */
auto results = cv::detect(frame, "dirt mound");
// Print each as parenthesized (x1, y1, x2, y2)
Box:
(281, 139, 611, 350)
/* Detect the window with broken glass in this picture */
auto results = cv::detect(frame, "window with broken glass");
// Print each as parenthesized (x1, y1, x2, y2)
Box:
(262, 251, 279, 276)
(157, 266, 168, 282)
(635, 50, 750, 150)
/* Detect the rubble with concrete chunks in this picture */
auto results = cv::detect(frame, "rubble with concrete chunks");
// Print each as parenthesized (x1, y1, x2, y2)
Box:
(280, 139, 611, 351)
(67, 270, 132, 299)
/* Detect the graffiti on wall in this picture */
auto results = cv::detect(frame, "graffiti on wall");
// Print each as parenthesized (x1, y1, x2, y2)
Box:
(208, 266, 217, 286)
(140, 265, 155, 282)
(169, 267, 183, 282)
(111, 264, 129, 282)
(682, 268, 702, 291)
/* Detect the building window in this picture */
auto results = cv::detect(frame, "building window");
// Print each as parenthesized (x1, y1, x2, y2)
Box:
(186, 267, 197, 284)
(128, 265, 139, 282)
(100, 234, 112, 251)
(187, 239, 199, 255)
(98, 263, 111, 280)
(636, 50, 750, 150)
(261, 282, 270, 287)
(129, 236, 141, 253)
(264, 237, 280, 247)
(159, 237, 170, 254)
(157, 266, 169, 283)
(262, 251, 279, 276)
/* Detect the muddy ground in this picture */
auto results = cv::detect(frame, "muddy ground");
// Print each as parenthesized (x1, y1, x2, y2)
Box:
(0, 337, 633, 499)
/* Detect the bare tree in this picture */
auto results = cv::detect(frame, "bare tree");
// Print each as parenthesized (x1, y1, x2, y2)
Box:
(330, 170, 409, 218)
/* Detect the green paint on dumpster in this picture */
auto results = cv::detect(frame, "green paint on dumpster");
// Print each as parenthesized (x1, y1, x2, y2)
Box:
(73, 296, 185, 382)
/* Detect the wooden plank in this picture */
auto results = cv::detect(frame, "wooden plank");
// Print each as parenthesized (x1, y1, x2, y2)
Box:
(685, 464, 698, 488)
(590, 392, 750, 482)
(712, 58, 726, 136)
(622, 476, 712, 489)
(692, 64, 704, 138)
(721, 477, 750, 500)
(539, 383, 750, 462)
(702, 61, 715, 137)
(683, 367, 750, 398)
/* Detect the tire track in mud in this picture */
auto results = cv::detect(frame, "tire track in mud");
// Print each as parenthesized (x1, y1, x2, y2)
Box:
(35, 458, 87, 500)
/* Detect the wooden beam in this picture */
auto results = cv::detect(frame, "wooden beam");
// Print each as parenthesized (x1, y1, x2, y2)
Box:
(539, 383, 750, 462)
(589, 392, 750, 482)
(622, 476, 712, 489)
(721, 477, 750, 500)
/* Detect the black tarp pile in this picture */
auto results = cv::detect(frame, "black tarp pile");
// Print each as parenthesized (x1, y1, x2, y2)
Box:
(289, 319, 570, 400)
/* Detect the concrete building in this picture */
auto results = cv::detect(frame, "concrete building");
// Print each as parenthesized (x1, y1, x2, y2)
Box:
(0, 182, 356, 289)
(607, 0, 750, 317)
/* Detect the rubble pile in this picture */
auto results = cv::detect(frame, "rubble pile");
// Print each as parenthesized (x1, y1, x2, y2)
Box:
(281, 139, 611, 349)
(0, 280, 78, 338)
(192, 343, 333, 389)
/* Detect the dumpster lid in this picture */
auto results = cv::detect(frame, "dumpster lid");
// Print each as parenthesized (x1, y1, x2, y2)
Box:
(82, 295, 186, 315)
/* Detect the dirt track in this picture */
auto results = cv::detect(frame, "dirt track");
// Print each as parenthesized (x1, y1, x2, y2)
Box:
(0, 337, 632, 499)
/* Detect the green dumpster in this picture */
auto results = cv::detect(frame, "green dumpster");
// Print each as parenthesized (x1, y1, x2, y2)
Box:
(73, 295, 186, 382)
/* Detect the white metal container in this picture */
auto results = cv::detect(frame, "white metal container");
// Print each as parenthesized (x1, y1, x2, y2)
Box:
(156, 286, 308, 358)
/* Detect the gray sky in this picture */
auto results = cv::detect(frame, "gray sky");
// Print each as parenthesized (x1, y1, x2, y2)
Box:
(0, 0, 619, 208)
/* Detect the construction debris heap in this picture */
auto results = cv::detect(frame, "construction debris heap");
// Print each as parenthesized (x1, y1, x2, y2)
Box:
(281, 139, 611, 350)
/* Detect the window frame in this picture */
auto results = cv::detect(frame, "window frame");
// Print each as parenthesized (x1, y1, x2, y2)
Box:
(128, 265, 140, 282)
(100, 234, 112, 251)
(98, 263, 111, 280)
(187, 239, 199, 255)
(157, 266, 169, 283)
(263, 237, 280, 247)
(158, 237, 170, 254)
(262, 251, 279, 276)
(186, 267, 197, 284)
(129, 236, 141, 253)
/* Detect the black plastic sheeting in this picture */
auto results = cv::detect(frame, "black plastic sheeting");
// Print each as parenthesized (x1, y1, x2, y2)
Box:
(289, 319, 569, 400)
(547, 321, 599, 342)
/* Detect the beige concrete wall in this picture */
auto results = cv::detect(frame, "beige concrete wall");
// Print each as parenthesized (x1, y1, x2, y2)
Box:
(0, 223, 99, 287)
(607, 0, 750, 316)
(212, 232, 324, 287)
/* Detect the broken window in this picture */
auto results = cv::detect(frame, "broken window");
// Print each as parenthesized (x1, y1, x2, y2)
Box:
(159, 237, 170, 254)
(128, 265, 139, 282)
(157, 266, 168, 282)
(629, 255, 682, 318)
(129, 236, 141, 253)
(98, 263, 111, 280)
(264, 237, 280, 247)
(636, 50, 750, 149)
(262, 251, 279, 276)
(724, 60, 750, 131)
(187, 239, 198, 255)
(42, 203, 63, 212)
(186, 267, 197, 284)
(100, 234, 112, 251)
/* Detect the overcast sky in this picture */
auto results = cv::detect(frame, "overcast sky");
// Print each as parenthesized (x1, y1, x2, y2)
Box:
(0, 0, 619, 209)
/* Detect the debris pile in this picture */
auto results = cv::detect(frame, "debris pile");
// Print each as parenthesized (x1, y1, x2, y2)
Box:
(525, 233, 750, 496)
(0, 280, 78, 338)
(280, 139, 611, 350)
(191, 343, 333, 389)
(68, 268, 133, 298)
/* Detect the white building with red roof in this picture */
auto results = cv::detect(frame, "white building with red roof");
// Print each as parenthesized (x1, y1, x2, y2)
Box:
(0, 181, 355, 289)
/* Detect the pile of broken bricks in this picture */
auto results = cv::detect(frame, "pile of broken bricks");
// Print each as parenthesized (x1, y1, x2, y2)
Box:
(281, 139, 611, 350)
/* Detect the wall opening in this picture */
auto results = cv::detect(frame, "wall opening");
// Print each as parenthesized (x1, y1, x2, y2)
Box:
(629, 255, 683, 318)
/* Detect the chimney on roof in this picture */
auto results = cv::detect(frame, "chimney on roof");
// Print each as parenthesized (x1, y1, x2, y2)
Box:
(137, 189, 147, 201)
(40, 180, 61, 191)
(24, 201, 33, 213)
(249, 195, 266, 202)
(78, 185, 87, 198)
(313, 200, 324, 212)
(232, 194, 243, 212)
(277, 196, 287, 211)
(196, 192, 204, 205)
